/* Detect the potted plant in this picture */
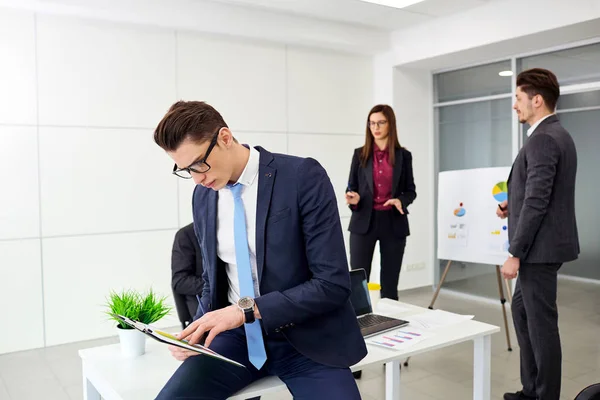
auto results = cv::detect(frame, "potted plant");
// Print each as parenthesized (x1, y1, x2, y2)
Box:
(105, 288, 171, 357)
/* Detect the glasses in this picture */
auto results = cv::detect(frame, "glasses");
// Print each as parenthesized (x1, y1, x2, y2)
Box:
(172, 128, 221, 179)
(369, 120, 388, 128)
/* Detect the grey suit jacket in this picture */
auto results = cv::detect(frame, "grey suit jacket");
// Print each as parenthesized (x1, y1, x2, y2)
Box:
(507, 114, 580, 263)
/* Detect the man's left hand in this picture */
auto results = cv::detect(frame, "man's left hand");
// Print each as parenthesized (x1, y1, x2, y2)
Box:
(501, 257, 520, 280)
(383, 198, 404, 214)
(180, 305, 244, 348)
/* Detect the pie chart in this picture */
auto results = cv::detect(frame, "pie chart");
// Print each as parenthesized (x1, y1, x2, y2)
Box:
(492, 181, 508, 202)
(453, 202, 466, 217)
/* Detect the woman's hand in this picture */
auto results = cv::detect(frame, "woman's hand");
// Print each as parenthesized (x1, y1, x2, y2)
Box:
(345, 191, 360, 205)
(383, 198, 404, 214)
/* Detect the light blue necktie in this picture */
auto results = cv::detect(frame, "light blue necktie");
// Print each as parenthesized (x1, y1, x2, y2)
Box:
(230, 183, 267, 369)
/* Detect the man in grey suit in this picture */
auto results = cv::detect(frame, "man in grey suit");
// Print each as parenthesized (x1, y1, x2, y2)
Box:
(498, 68, 579, 400)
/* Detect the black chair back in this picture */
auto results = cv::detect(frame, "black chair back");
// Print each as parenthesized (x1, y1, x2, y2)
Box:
(576, 384, 600, 400)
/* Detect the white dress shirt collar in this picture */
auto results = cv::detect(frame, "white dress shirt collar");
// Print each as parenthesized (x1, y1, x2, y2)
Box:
(527, 113, 554, 137)
(233, 145, 260, 187)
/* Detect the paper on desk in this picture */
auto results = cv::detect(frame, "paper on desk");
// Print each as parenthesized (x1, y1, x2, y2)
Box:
(375, 300, 411, 316)
(406, 309, 474, 330)
(367, 327, 433, 351)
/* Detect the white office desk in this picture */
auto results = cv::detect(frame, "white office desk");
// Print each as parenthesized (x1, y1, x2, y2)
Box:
(79, 300, 499, 400)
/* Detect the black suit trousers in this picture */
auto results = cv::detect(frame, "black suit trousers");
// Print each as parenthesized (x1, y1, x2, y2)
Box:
(349, 209, 406, 300)
(512, 262, 562, 400)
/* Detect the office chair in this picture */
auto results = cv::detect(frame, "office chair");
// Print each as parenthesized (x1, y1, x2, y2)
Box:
(575, 384, 600, 400)
(172, 290, 194, 329)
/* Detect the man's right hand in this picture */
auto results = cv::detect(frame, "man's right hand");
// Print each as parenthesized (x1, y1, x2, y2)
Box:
(496, 200, 508, 219)
(345, 191, 360, 205)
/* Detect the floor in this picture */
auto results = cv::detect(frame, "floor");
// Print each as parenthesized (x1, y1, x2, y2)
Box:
(1, 278, 598, 400)
(444, 268, 501, 299)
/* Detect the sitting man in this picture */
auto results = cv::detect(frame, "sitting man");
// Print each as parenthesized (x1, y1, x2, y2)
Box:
(154, 100, 367, 400)
(171, 223, 204, 328)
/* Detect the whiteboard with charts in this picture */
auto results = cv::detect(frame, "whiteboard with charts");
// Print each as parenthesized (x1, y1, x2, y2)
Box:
(437, 167, 512, 266)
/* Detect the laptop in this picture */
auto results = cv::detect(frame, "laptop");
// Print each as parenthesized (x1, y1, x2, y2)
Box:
(349, 268, 409, 338)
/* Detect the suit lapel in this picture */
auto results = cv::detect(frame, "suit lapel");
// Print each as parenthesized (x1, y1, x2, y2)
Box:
(364, 155, 374, 194)
(205, 190, 218, 306)
(255, 147, 276, 284)
(392, 147, 403, 193)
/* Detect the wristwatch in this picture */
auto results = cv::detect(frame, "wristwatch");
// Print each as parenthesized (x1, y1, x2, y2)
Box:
(237, 296, 256, 324)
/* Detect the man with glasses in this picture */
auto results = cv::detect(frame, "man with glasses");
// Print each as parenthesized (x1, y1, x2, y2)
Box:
(153, 101, 366, 400)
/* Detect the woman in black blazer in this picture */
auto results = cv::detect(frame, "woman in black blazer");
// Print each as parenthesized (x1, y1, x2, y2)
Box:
(346, 104, 416, 300)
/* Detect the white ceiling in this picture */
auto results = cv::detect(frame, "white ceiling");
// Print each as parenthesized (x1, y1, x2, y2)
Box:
(203, 0, 496, 31)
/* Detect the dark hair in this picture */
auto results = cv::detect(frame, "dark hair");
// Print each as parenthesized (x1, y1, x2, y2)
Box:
(360, 104, 401, 167)
(154, 101, 228, 151)
(516, 68, 560, 112)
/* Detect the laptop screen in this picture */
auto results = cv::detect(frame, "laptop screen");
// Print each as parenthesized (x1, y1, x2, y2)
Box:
(349, 269, 373, 317)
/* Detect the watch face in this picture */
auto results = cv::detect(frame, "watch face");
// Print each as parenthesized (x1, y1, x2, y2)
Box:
(238, 297, 254, 309)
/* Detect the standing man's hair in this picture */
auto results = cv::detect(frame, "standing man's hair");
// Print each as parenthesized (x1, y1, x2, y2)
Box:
(516, 68, 560, 111)
(154, 101, 228, 151)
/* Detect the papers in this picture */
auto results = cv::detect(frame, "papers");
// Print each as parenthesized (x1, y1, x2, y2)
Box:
(406, 310, 474, 330)
(375, 300, 411, 316)
(113, 314, 245, 368)
(367, 328, 432, 351)
(366, 309, 474, 350)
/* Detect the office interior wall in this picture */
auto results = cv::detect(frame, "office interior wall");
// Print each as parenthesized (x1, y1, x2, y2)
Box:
(0, 7, 373, 354)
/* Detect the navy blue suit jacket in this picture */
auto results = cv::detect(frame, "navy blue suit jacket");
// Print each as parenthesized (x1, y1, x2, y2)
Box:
(191, 146, 367, 368)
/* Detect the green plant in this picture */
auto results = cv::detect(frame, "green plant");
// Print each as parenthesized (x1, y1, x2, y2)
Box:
(105, 288, 171, 329)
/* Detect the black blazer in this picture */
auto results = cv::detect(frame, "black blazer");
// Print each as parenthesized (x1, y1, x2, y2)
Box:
(171, 223, 204, 323)
(507, 115, 579, 263)
(347, 146, 416, 237)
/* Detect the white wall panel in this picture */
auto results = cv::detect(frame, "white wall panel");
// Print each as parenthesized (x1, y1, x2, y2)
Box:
(0, 126, 40, 240)
(177, 33, 287, 133)
(287, 48, 373, 134)
(39, 127, 178, 236)
(0, 9, 36, 125)
(36, 15, 176, 128)
(0, 240, 44, 353)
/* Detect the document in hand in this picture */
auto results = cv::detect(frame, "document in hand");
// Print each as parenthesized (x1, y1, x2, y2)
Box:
(113, 314, 246, 368)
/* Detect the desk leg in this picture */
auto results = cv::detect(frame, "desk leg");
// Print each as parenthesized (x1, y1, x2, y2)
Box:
(473, 335, 491, 400)
(385, 359, 401, 400)
(82, 365, 101, 400)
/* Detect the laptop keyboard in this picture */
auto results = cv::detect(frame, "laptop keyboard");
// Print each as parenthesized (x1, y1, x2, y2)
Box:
(358, 314, 409, 337)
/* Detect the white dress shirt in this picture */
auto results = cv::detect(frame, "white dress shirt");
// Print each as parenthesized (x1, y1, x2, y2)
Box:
(217, 146, 261, 305)
(527, 114, 554, 137)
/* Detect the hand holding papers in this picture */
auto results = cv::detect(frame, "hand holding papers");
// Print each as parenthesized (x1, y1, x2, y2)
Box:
(112, 314, 245, 368)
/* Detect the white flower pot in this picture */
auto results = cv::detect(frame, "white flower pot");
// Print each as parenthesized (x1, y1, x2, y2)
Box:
(117, 327, 146, 358)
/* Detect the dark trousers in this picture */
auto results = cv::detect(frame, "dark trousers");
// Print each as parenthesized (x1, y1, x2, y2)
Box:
(512, 262, 562, 400)
(350, 209, 406, 300)
(155, 326, 361, 400)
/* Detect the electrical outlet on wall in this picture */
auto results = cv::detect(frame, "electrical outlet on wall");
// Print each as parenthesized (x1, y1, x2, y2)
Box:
(405, 262, 426, 272)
